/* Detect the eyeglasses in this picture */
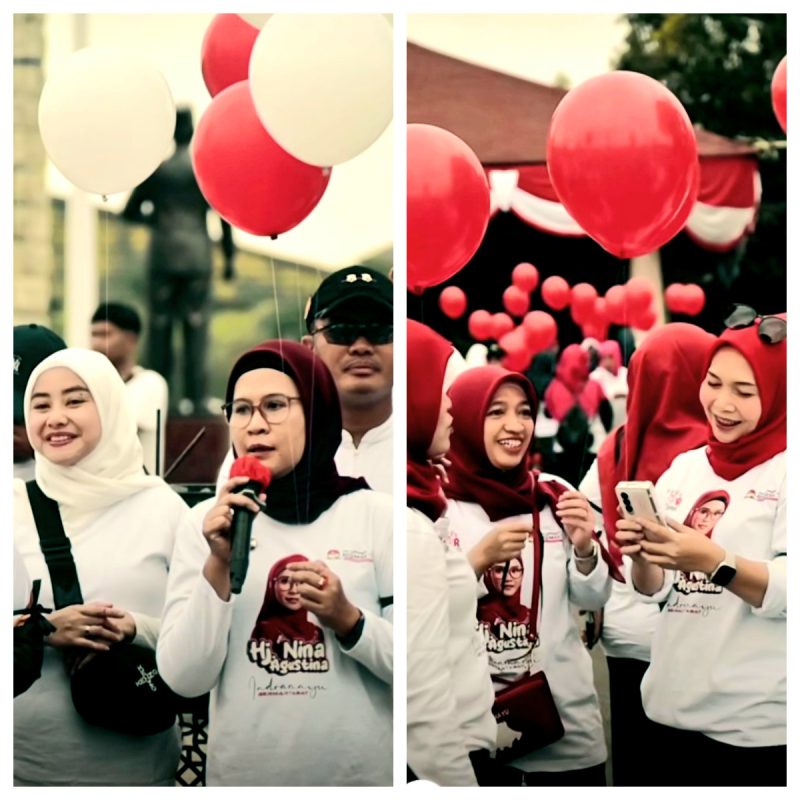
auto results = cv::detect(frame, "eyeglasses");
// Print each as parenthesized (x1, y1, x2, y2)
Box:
(723, 304, 786, 344)
(313, 322, 393, 346)
(491, 565, 523, 577)
(222, 394, 302, 429)
(275, 575, 298, 588)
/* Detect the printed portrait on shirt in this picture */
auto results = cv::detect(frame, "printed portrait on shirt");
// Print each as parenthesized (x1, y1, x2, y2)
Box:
(247, 554, 330, 675)
(683, 490, 731, 537)
(478, 557, 531, 644)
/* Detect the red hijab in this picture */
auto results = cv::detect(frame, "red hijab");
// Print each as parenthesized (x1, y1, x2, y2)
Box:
(545, 344, 605, 421)
(477, 556, 530, 629)
(598, 340, 622, 375)
(596, 323, 714, 563)
(250, 554, 322, 644)
(704, 313, 786, 480)
(407, 320, 454, 521)
(446, 365, 624, 581)
(225, 340, 368, 524)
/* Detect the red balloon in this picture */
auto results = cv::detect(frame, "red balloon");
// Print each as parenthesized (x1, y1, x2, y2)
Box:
(407, 124, 490, 292)
(541, 276, 571, 311)
(571, 283, 599, 316)
(491, 312, 514, 341)
(201, 15, 259, 98)
(502, 350, 532, 372)
(682, 284, 706, 316)
(571, 303, 593, 327)
(503, 285, 530, 318)
(632, 305, 657, 331)
(625, 276, 655, 308)
(439, 286, 468, 319)
(593, 297, 608, 324)
(605, 285, 628, 325)
(547, 72, 699, 258)
(468, 309, 493, 341)
(664, 283, 686, 314)
(582, 320, 609, 341)
(771, 56, 787, 134)
(193, 82, 331, 236)
(499, 328, 528, 356)
(522, 310, 557, 352)
(512, 262, 540, 293)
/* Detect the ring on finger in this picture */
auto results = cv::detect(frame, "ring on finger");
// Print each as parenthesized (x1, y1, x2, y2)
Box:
(318, 574, 327, 589)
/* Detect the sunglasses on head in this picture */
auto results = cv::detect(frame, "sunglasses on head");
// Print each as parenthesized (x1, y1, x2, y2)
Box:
(313, 322, 393, 346)
(723, 304, 786, 345)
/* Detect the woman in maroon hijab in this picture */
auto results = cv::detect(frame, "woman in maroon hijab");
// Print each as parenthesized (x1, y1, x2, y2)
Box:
(617, 312, 787, 786)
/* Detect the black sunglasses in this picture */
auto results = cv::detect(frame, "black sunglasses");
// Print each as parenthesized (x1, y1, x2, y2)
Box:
(313, 322, 393, 346)
(723, 304, 786, 345)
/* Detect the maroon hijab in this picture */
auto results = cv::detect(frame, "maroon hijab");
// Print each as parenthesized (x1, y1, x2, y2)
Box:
(225, 340, 367, 524)
(704, 313, 786, 480)
(250, 553, 322, 644)
(596, 323, 714, 563)
(406, 320, 453, 521)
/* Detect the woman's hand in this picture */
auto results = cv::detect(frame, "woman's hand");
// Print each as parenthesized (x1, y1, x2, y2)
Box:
(556, 490, 595, 554)
(469, 520, 531, 576)
(430, 454, 451, 485)
(285, 561, 361, 638)
(615, 518, 647, 562)
(45, 603, 128, 651)
(202, 476, 266, 566)
(635, 517, 725, 574)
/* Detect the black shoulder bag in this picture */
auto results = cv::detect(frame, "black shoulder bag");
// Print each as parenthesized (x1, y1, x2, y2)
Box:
(26, 480, 178, 736)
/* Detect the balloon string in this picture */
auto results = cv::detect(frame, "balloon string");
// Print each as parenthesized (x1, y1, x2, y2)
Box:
(103, 201, 109, 360)
(268, 255, 300, 524)
(298, 258, 313, 520)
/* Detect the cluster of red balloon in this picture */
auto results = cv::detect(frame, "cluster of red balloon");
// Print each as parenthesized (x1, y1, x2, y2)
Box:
(664, 283, 706, 316)
(195, 13, 392, 236)
(771, 56, 787, 134)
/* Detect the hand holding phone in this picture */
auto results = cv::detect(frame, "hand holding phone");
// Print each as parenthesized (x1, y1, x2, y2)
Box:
(615, 481, 667, 534)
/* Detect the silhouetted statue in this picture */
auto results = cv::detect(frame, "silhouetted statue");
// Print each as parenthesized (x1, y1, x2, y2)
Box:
(122, 107, 235, 415)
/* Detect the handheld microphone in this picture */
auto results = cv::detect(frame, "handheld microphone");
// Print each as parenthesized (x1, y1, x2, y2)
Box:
(228, 456, 272, 594)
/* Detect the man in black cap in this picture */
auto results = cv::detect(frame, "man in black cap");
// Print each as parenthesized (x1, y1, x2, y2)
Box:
(90, 302, 168, 475)
(300, 265, 393, 493)
(13, 324, 66, 481)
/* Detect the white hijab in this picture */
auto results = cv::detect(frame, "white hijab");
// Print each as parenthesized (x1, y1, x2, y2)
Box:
(23, 348, 164, 532)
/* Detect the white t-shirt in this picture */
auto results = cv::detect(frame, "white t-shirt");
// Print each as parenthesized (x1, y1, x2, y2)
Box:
(157, 490, 393, 786)
(215, 414, 393, 495)
(125, 366, 168, 476)
(447, 478, 611, 773)
(579, 460, 659, 662)
(13, 482, 186, 786)
(634, 447, 786, 747)
(590, 365, 628, 430)
(335, 414, 393, 494)
(406, 508, 496, 786)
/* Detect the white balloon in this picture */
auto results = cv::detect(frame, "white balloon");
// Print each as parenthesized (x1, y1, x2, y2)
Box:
(249, 14, 392, 167)
(238, 14, 271, 29)
(38, 47, 175, 196)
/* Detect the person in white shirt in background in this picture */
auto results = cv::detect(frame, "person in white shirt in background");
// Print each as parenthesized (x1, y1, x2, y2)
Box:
(406, 320, 503, 787)
(617, 310, 786, 786)
(14, 348, 185, 785)
(90, 302, 168, 476)
(158, 341, 392, 786)
(302, 265, 393, 493)
(445, 364, 618, 787)
(579, 322, 715, 786)
(13, 324, 66, 482)
(590, 340, 629, 430)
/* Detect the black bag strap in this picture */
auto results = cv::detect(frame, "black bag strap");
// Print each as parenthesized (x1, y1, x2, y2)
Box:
(25, 480, 84, 609)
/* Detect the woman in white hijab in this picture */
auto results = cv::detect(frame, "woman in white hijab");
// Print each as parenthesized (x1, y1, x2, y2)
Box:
(13, 348, 188, 786)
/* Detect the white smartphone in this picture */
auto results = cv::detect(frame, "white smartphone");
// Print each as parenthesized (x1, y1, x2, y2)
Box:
(615, 481, 666, 526)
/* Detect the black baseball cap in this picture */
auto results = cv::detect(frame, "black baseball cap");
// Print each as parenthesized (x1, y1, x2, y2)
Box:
(13, 324, 67, 424)
(305, 266, 392, 332)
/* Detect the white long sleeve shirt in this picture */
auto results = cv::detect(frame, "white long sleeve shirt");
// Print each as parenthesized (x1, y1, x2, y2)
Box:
(447, 477, 611, 773)
(580, 460, 660, 662)
(406, 509, 496, 786)
(13, 482, 185, 786)
(633, 448, 786, 747)
(157, 489, 393, 786)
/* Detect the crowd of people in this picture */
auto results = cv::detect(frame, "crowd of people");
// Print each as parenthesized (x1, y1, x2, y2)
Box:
(406, 308, 786, 787)
(13, 266, 394, 786)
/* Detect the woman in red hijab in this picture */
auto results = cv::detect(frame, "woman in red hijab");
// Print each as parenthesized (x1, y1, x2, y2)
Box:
(617, 312, 787, 786)
(445, 364, 616, 786)
(579, 322, 714, 787)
